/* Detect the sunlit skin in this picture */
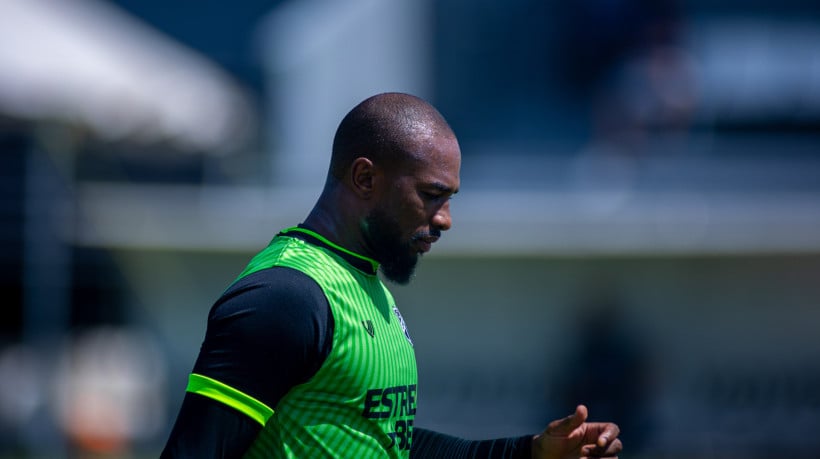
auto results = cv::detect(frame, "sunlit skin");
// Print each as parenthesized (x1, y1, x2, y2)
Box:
(360, 132, 460, 283)
(304, 123, 460, 284)
(533, 405, 622, 459)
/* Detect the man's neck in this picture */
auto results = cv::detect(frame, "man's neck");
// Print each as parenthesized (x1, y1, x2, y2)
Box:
(303, 202, 363, 257)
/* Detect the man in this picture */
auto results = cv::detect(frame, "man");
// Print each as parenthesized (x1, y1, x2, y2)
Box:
(162, 93, 622, 458)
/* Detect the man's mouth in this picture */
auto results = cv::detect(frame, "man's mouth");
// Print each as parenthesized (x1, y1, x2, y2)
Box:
(415, 240, 432, 253)
(413, 234, 439, 254)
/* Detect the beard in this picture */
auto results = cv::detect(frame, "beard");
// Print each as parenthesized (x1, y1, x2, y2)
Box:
(363, 208, 423, 285)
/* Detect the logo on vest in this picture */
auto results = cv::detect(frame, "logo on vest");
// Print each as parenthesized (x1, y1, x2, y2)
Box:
(362, 320, 375, 338)
(362, 384, 417, 451)
(392, 306, 413, 347)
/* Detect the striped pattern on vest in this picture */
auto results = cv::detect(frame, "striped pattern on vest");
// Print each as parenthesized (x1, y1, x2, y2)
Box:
(238, 230, 418, 458)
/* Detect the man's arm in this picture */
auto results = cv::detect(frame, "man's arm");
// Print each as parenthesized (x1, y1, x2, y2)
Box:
(412, 428, 533, 458)
(161, 267, 334, 458)
(161, 394, 260, 459)
(412, 405, 621, 459)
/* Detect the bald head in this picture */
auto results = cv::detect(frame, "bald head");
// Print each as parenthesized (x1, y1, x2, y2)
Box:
(329, 93, 455, 182)
(306, 93, 460, 282)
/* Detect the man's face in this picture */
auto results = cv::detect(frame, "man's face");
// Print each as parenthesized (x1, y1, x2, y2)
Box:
(363, 134, 461, 284)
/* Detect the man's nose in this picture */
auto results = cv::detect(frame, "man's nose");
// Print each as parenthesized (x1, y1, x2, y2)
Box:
(431, 201, 452, 231)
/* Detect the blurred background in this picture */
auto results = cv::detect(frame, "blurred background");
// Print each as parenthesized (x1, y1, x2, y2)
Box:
(1, 0, 819, 458)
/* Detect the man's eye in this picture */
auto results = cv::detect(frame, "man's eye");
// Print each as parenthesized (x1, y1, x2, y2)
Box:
(423, 192, 454, 204)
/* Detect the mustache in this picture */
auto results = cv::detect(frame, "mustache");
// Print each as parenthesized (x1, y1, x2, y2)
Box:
(411, 229, 442, 242)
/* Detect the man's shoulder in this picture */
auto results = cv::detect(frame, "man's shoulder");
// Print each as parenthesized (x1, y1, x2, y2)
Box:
(236, 232, 348, 282)
(228, 264, 320, 293)
(210, 266, 329, 323)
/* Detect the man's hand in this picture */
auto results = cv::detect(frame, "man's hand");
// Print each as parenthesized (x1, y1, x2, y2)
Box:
(531, 405, 622, 459)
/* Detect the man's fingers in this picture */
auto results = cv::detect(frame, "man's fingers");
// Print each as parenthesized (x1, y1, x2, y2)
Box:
(547, 404, 588, 435)
(579, 421, 620, 447)
(581, 438, 623, 458)
(596, 423, 620, 448)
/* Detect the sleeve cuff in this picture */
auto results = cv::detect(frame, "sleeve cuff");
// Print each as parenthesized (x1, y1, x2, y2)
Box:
(186, 373, 274, 427)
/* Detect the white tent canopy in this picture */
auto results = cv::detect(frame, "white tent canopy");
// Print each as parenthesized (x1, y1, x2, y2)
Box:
(0, 0, 252, 153)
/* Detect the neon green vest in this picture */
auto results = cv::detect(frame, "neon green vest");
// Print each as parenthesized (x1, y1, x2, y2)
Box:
(188, 227, 418, 458)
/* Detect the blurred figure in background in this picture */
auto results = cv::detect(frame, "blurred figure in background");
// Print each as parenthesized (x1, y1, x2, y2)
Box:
(555, 0, 688, 112)
(558, 0, 698, 193)
(557, 294, 654, 455)
(54, 327, 167, 458)
(0, 327, 167, 458)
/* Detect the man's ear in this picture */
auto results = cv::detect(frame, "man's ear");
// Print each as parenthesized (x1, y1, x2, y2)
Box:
(350, 157, 376, 198)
